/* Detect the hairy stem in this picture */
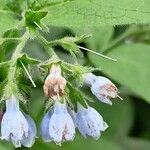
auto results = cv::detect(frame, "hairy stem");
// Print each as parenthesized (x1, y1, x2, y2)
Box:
(8, 29, 30, 85)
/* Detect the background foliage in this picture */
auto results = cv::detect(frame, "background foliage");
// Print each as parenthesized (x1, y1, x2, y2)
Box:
(0, 0, 150, 150)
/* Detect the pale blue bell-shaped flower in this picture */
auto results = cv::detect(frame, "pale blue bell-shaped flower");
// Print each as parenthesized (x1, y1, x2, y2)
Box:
(49, 101, 75, 145)
(1, 96, 36, 148)
(91, 76, 119, 105)
(76, 104, 108, 140)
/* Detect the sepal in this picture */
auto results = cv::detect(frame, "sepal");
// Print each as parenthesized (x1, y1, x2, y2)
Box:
(62, 35, 91, 44)
(40, 55, 61, 69)
(18, 53, 41, 65)
(25, 11, 47, 31)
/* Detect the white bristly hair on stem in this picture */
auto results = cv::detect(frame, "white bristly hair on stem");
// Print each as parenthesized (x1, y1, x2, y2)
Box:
(34, 21, 43, 30)
(78, 46, 117, 61)
(20, 61, 36, 87)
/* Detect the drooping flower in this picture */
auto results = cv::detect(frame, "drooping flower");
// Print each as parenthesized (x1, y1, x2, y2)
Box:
(83, 73, 120, 105)
(40, 101, 75, 145)
(43, 64, 67, 99)
(76, 104, 108, 139)
(49, 101, 75, 144)
(1, 95, 36, 148)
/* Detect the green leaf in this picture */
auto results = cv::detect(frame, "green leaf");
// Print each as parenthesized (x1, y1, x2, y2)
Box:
(4, 0, 27, 14)
(72, 26, 114, 50)
(0, 11, 19, 36)
(42, 0, 150, 27)
(97, 98, 133, 140)
(121, 138, 150, 150)
(0, 141, 14, 150)
(29, 88, 45, 124)
(30, 136, 123, 150)
(89, 43, 150, 103)
(63, 135, 123, 150)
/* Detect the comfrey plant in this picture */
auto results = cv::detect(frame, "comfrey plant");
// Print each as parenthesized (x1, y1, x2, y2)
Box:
(0, 0, 122, 148)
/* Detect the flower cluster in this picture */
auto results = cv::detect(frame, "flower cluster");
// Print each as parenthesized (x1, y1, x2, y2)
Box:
(0, 63, 120, 147)
(40, 64, 120, 144)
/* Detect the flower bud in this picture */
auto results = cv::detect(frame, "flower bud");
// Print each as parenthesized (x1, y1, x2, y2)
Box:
(1, 96, 36, 148)
(91, 76, 119, 105)
(43, 64, 67, 99)
(76, 105, 108, 140)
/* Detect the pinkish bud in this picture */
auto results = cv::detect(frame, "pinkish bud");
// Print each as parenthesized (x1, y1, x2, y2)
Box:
(43, 64, 67, 99)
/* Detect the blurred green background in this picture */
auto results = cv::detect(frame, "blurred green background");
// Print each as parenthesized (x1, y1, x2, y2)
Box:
(1, 25, 150, 150)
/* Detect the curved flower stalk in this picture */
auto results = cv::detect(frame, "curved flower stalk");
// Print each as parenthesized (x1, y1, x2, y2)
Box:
(43, 64, 67, 99)
(76, 104, 108, 139)
(1, 95, 36, 148)
(40, 101, 75, 145)
(83, 73, 121, 105)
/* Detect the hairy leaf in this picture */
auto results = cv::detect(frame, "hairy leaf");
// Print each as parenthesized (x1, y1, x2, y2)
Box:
(42, 0, 150, 27)
(72, 26, 114, 50)
(0, 11, 19, 36)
